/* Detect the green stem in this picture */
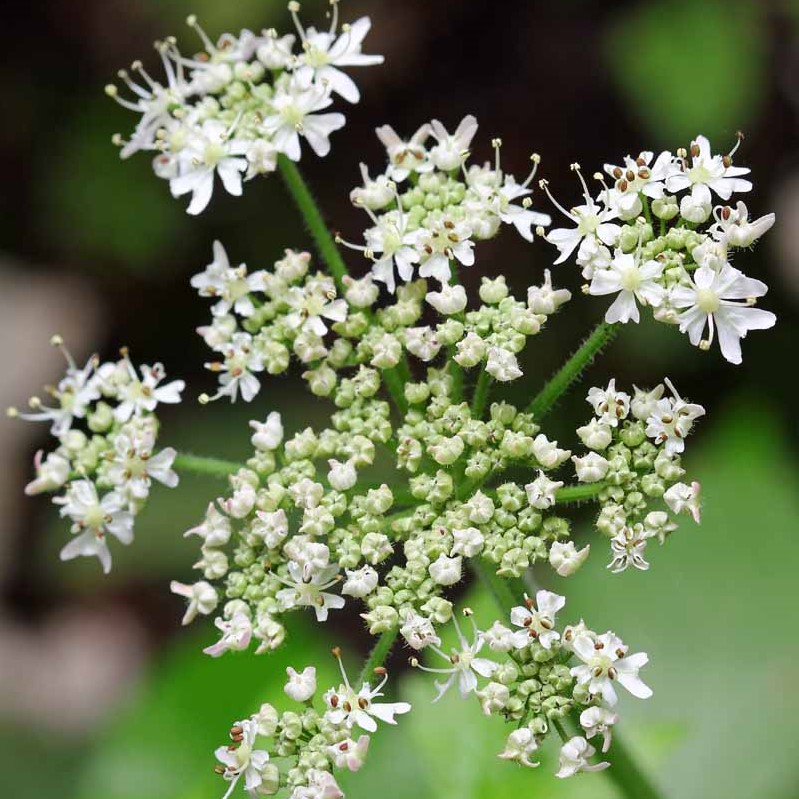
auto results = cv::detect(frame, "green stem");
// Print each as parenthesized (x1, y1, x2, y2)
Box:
(601, 733, 663, 799)
(470, 559, 521, 611)
(278, 155, 349, 291)
(470, 370, 492, 419)
(526, 322, 618, 419)
(173, 453, 244, 479)
(357, 628, 399, 687)
(555, 482, 606, 504)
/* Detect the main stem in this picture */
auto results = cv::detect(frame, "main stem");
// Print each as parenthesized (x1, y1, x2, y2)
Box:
(173, 452, 244, 479)
(357, 628, 399, 687)
(526, 322, 618, 419)
(277, 155, 407, 414)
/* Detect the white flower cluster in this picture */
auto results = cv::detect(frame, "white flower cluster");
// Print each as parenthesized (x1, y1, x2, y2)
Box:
(213, 652, 408, 799)
(406, 597, 649, 780)
(107, 4, 382, 214)
(339, 117, 551, 292)
(573, 378, 704, 573)
(8, 338, 184, 572)
(542, 135, 776, 363)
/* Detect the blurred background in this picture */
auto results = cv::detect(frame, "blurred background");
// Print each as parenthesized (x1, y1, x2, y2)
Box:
(1, 0, 797, 797)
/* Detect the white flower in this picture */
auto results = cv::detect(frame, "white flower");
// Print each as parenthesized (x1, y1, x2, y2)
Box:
(644, 378, 705, 456)
(224, 482, 257, 519)
(498, 727, 540, 768)
(510, 590, 565, 650)
(24, 450, 70, 496)
(711, 201, 775, 247)
(429, 553, 463, 586)
(413, 614, 497, 701)
(375, 123, 433, 182)
(486, 347, 522, 382)
(215, 718, 270, 799)
(169, 120, 249, 215)
(105, 434, 178, 505)
(527, 269, 571, 314)
(342, 565, 379, 598)
(481, 621, 517, 653)
(573, 452, 610, 483)
(588, 251, 665, 324)
(580, 706, 619, 753)
(404, 326, 441, 362)
(549, 540, 590, 577)
(324, 656, 411, 732)
(669, 263, 776, 365)
(350, 163, 394, 210)
(664, 481, 702, 523)
(454, 332, 487, 367)
(587, 379, 630, 427)
(451, 527, 485, 558)
(256, 31, 296, 70)
(413, 216, 474, 284)
(55, 481, 134, 574)
(542, 166, 620, 263)
(293, 15, 383, 104)
(643, 510, 677, 544)
(205, 332, 265, 402)
(555, 736, 610, 779)
(170, 580, 218, 625)
(426, 283, 468, 315)
(680, 193, 712, 224)
(251, 509, 289, 549)
(110, 359, 184, 423)
(250, 411, 284, 451)
(576, 236, 613, 280)
(203, 611, 253, 657)
(531, 434, 571, 468)
(630, 384, 665, 421)
(570, 631, 652, 705)
(361, 212, 420, 293)
(608, 525, 651, 573)
(284, 666, 317, 702)
(524, 471, 563, 510)
(245, 138, 278, 179)
(262, 73, 345, 161)
(665, 134, 752, 205)
(400, 611, 441, 650)
(428, 115, 478, 171)
(291, 769, 343, 799)
(327, 458, 357, 491)
(604, 150, 672, 219)
(476, 681, 510, 715)
(327, 735, 370, 772)
(186, 502, 232, 547)
(276, 559, 345, 622)
(285, 279, 347, 336)
(576, 419, 613, 450)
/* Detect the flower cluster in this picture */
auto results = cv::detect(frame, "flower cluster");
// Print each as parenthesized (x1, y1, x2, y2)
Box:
(542, 135, 776, 363)
(339, 117, 552, 292)
(573, 378, 704, 573)
(7, 337, 184, 572)
(408, 596, 649, 780)
(213, 652, 408, 798)
(107, 3, 382, 214)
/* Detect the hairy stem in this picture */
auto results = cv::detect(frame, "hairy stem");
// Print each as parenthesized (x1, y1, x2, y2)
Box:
(555, 482, 606, 504)
(526, 322, 618, 419)
(173, 452, 244, 479)
(471, 370, 492, 419)
(357, 628, 399, 687)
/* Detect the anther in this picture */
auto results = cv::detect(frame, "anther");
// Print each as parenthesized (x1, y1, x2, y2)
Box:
(6, 407, 18, 418)
(331, 646, 342, 659)
(50, 334, 64, 347)
(198, 393, 210, 405)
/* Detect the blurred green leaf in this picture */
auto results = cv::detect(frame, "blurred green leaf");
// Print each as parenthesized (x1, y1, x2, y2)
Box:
(605, 0, 766, 144)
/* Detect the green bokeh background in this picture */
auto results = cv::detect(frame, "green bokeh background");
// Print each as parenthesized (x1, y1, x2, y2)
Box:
(1, 1, 797, 798)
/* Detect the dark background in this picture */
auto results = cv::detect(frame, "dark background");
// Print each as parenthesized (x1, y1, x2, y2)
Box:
(0, 2, 797, 798)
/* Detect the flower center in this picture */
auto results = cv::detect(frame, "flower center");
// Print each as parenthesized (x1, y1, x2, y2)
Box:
(695, 288, 720, 314)
(619, 264, 642, 292)
(204, 142, 226, 167)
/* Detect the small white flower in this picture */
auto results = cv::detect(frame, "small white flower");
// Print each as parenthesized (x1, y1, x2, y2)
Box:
(361, 212, 419, 293)
(185, 502, 232, 547)
(250, 411, 284, 451)
(573, 452, 610, 483)
(413, 614, 497, 700)
(429, 553, 463, 586)
(711, 201, 775, 247)
(413, 216, 474, 285)
(587, 379, 630, 427)
(203, 611, 253, 657)
(275, 559, 345, 622)
(580, 706, 619, 753)
(454, 332, 487, 368)
(666, 134, 752, 205)
(107, 359, 184, 423)
(327, 735, 370, 772)
(404, 326, 441, 362)
(643, 510, 678, 544)
(251, 509, 289, 550)
(375, 123, 433, 182)
(350, 163, 394, 210)
(291, 769, 343, 799)
(481, 621, 517, 653)
(531, 434, 571, 468)
(588, 251, 665, 324)
(25, 450, 70, 496)
(486, 347, 522, 382)
(604, 150, 672, 219)
(170, 580, 218, 625)
(451, 527, 485, 558)
(256, 32, 296, 70)
(570, 631, 652, 705)
(576, 419, 613, 450)
(476, 681, 510, 715)
(527, 269, 571, 314)
(342, 565, 379, 598)
(664, 481, 702, 523)
(327, 458, 357, 491)
(426, 283, 468, 315)
(608, 525, 651, 573)
(224, 482, 257, 519)
(679, 193, 712, 224)
(324, 656, 411, 732)
(105, 434, 178, 505)
(555, 736, 610, 779)
(644, 378, 705, 456)
(428, 115, 478, 171)
(214, 718, 270, 799)
(524, 471, 563, 510)
(498, 727, 540, 768)
(549, 540, 590, 577)
(284, 666, 317, 702)
(630, 384, 665, 421)
(205, 332, 265, 402)
(55, 481, 134, 574)
(510, 590, 565, 650)
(285, 280, 347, 337)
(669, 263, 776, 365)
(400, 611, 441, 650)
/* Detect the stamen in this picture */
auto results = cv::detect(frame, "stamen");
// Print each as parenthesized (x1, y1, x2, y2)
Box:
(328, 0, 340, 35)
(186, 14, 216, 53)
(570, 162, 593, 203)
(288, 2, 307, 42)
(538, 179, 573, 220)
(520, 153, 541, 189)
